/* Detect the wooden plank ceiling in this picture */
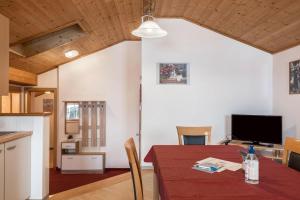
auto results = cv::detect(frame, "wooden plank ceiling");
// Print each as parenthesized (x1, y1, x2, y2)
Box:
(1, 0, 300, 74)
(0, 0, 142, 74)
(155, 0, 300, 54)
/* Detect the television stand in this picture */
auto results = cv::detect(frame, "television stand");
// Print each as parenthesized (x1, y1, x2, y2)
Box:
(228, 140, 283, 162)
(241, 141, 274, 148)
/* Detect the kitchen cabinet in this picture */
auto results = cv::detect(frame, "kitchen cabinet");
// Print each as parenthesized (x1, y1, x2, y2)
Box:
(0, 144, 4, 200)
(0, 13, 9, 95)
(4, 137, 30, 200)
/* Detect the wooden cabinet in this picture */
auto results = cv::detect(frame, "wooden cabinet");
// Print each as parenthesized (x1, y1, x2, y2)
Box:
(0, 144, 4, 200)
(0, 13, 9, 95)
(61, 153, 105, 174)
(229, 140, 283, 161)
(4, 137, 30, 200)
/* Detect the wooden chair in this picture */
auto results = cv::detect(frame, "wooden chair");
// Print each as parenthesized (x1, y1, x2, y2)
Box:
(283, 137, 300, 172)
(124, 138, 143, 200)
(176, 126, 212, 145)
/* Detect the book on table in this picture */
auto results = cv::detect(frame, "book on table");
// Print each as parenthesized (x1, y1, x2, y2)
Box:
(193, 157, 242, 173)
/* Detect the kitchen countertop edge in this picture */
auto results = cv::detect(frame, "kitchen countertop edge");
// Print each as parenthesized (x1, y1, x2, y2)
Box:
(0, 131, 33, 144)
(0, 112, 52, 116)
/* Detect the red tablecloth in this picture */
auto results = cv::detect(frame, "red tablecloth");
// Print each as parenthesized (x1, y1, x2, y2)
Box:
(144, 145, 300, 200)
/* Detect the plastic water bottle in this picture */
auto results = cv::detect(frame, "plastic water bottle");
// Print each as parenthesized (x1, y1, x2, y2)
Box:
(244, 145, 259, 184)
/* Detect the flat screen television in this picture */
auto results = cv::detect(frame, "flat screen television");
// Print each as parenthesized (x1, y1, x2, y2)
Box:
(231, 114, 282, 145)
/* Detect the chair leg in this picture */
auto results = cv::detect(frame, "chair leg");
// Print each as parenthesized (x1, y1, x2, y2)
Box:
(153, 172, 159, 200)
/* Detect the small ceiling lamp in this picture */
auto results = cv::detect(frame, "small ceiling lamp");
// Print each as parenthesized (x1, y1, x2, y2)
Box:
(65, 50, 79, 58)
(131, 0, 167, 38)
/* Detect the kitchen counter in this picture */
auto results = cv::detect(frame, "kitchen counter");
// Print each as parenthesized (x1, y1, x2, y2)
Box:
(0, 115, 50, 199)
(0, 131, 32, 144)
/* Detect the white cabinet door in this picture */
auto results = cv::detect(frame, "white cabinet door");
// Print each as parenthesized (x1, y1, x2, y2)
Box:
(5, 137, 30, 200)
(24, 137, 31, 199)
(0, 144, 4, 200)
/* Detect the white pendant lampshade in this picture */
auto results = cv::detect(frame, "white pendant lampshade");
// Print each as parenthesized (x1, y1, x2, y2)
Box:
(132, 15, 167, 38)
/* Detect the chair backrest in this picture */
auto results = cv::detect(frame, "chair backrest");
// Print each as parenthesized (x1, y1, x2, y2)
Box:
(283, 137, 300, 171)
(124, 138, 143, 200)
(176, 126, 212, 145)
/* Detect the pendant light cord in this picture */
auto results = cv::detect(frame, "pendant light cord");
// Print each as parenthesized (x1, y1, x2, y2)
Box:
(144, 0, 155, 16)
(141, 0, 155, 22)
(149, 0, 152, 15)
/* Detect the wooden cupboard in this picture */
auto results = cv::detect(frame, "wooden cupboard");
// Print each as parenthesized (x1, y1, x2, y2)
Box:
(0, 13, 9, 95)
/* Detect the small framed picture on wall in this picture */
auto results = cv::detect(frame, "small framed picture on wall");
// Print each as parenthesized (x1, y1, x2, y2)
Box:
(289, 59, 300, 94)
(158, 63, 189, 84)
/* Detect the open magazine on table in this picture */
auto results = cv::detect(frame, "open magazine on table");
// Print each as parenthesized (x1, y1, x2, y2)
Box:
(193, 157, 242, 173)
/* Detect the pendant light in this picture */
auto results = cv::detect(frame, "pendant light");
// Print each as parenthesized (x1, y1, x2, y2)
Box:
(131, 0, 167, 38)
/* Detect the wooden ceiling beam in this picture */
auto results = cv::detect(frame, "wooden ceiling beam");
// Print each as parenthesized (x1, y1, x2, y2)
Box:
(9, 67, 37, 86)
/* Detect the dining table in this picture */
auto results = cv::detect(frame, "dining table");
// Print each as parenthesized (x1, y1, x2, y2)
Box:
(144, 145, 300, 200)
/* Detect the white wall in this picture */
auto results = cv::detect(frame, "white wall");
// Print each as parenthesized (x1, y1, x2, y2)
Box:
(141, 19, 273, 165)
(57, 41, 141, 168)
(273, 45, 300, 139)
(31, 93, 54, 113)
(37, 68, 58, 88)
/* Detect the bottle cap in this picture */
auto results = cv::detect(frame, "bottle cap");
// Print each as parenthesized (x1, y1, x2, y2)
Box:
(248, 145, 255, 154)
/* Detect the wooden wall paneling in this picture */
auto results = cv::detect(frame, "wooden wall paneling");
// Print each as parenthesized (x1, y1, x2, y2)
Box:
(99, 102, 106, 147)
(1, 94, 11, 113)
(91, 102, 97, 147)
(9, 85, 22, 93)
(11, 93, 21, 113)
(0, 13, 9, 95)
(81, 102, 89, 147)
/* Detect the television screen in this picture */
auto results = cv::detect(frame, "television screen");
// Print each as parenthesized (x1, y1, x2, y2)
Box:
(231, 114, 282, 144)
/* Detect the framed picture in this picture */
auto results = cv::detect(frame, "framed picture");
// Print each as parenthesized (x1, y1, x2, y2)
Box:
(289, 59, 300, 94)
(43, 99, 54, 112)
(158, 63, 189, 84)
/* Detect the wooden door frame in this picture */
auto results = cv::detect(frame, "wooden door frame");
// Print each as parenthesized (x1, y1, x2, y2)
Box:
(25, 87, 58, 168)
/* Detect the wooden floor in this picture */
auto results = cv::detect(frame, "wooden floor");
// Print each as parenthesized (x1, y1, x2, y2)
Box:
(49, 170, 154, 200)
